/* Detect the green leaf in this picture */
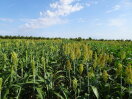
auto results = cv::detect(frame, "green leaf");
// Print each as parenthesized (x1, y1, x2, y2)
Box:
(3, 89, 9, 99)
(91, 86, 99, 99)
(60, 87, 69, 99)
(54, 75, 65, 82)
(36, 88, 43, 99)
(54, 92, 64, 99)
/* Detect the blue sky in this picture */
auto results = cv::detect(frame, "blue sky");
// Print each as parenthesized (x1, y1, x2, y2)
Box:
(0, 0, 132, 39)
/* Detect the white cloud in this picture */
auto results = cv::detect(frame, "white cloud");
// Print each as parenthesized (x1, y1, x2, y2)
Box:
(106, 5, 121, 13)
(45, 2, 83, 17)
(24, 17, 67, 29)
(0, 18, 14, 22)
(85, 0, 98, 7)
(106, 0, 132, 13)
(108, 18, 126, 27)
(23, 0, 83, 29)
(85, 3, 91, 7)
(95, 23, 103, 26)
(124, 0, 132, 7)
(107, 17, 132, 37)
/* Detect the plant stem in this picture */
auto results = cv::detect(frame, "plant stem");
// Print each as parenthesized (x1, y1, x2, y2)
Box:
(74, 60, 76, 75)
(0, 91, 1, 99)
(75, 91, 76, 99)
(21, 63, 23, 77)
(80, 77, 81, 90)
(16, 87, 21, 99)
(121, 73, 122, 99)
(87, 62, 89, 99)
(129, 84, 132, 99)
(69, 71, 71, 87)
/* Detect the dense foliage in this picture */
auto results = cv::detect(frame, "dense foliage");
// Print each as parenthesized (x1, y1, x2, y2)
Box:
(0, 39, 132, 99)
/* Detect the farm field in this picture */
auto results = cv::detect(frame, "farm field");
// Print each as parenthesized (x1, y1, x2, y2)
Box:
(0, 38, 132, 99)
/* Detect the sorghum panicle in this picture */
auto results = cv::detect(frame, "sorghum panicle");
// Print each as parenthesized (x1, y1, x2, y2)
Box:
(102, 70, 109, 82)
(79, 64, 84, 75)
(125, 64, 132, 84)
(72, 78, 78, 91)
(66, 60, 72, 71)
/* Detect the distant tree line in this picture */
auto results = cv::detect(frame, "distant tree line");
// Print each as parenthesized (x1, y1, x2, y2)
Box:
(0, 35, 131, 41)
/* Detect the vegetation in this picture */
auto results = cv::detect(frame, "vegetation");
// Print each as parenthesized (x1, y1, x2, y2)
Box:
(0, 37, 132, 99)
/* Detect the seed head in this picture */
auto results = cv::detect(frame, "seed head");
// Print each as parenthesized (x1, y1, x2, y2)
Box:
(82, 45, 92, 62)
(82, 45, 88, 61)
(31, 59, 35, 75)
(66, 60, 72, 71)
(70, 51, 75, 61)
(63, 44, 70, 55)
(11, 52, 18, 71)
(125, 64, 132, 84)
(121, 51, 126, 60)
(98, 53, 106, 69)
(108, 54, 113, 63)
(116, 63, 122, 76)
(119, 51, 126, 60)
(75, 47, 81, 59)
(79, 64, 84, 75)
(102, 70, 109, 82)
(11, 52, 18, 66)
(72, 78, 78, 91)
(87, 69, 95, 79)
(106, 54, 109, 61)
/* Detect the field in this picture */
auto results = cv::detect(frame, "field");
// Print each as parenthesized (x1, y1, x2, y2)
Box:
(0, 38, 132, 99)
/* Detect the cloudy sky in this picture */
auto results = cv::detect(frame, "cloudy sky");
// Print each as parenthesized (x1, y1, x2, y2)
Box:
(0, 0, 132, 39)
